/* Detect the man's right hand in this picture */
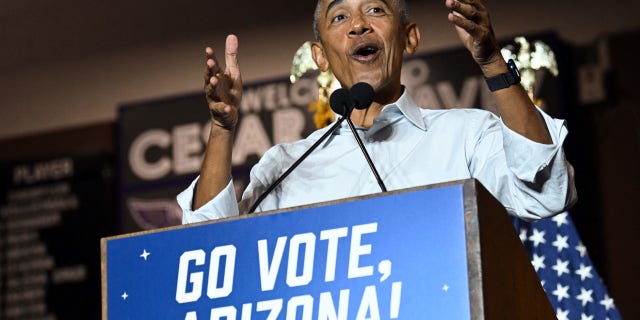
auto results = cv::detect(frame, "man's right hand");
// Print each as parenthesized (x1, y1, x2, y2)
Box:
(205, 34, 242, 132)
(192, 35, 242, 211)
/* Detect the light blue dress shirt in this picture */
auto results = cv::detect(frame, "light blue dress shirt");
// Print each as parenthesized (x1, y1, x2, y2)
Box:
(179, 89, 576, 223)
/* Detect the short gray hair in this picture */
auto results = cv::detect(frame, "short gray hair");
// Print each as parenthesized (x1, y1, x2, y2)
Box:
(313, 0, 410, 41)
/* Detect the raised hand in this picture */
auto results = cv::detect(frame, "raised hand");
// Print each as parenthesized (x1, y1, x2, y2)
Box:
(204, 34, 243, 131)
(445, 0, 502, 69)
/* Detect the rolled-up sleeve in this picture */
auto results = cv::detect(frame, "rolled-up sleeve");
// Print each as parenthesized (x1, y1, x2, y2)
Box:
(178, 177, 240, 224)
(499, 109, 577, 220)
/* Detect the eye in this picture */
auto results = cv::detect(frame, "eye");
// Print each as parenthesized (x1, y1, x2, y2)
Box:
(367, 7, 384, 14)
(331, 14, 347, 23)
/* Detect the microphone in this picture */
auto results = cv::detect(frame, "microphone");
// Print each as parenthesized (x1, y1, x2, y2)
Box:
(248, 88, 353, 213)
(350, 82, 375, 110)
(344, 82, 387, 192)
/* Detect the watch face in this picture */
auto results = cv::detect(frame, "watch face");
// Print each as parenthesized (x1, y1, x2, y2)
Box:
(507, 59, 521, 82)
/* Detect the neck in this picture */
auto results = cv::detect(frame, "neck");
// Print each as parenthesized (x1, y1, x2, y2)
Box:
(350, 103, 383, 128)
(349, 84, 403, 128)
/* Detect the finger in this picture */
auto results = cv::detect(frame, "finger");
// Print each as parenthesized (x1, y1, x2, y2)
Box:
(447, 0, 489, 25)
(451, 13, 490, 42)
(207, 59, 221, 79)
(224, 34, 241, 80)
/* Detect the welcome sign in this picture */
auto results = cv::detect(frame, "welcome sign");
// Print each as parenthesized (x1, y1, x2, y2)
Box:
(103, 183, 473, 319)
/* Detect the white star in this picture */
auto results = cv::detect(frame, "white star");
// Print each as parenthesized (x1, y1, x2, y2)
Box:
(531, 254, 546, 272)
(575, 263, 593, 281)
(575, 242, 587, 257)
(552, 212, 569, 227)
(600, 294, 615, 310)
(552, 283, 570, 302)
(519, 228, 528, 242)
(576, 287, 594, 306)
(556, 308, 570, 320)
(529, 228, 546, 247)
(442, 284, 449, 292)
(121, 292, 129, 300)
(140, 249, 151, 261)
(552, 258, 570, 277)
(552, 234, 570, 252)
(581, 313, 593, 320)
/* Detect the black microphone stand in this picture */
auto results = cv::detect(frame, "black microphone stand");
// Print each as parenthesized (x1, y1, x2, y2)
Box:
(345, 118, 387, 192)
(247, 115, 348, 214)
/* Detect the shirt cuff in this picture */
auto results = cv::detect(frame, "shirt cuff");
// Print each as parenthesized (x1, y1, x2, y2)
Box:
(501, 108, 569, 183)
(177, 176, 240, 224)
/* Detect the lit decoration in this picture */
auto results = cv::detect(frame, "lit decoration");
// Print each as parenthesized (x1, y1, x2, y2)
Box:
(290, 41, 335, 129)
(501, 37, 559, 105)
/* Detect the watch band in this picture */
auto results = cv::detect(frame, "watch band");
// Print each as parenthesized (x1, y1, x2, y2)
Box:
(485, 59, 521, 92)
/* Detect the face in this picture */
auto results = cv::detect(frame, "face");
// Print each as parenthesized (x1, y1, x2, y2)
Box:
(312, 0, 419, 102)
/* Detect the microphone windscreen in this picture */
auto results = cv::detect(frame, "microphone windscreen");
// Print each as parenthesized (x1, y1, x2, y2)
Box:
(351, 82, 374, 110)
(329, 88, 351, 116)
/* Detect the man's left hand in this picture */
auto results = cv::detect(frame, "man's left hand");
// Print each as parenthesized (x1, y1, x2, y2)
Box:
(446, 0, 503, 72)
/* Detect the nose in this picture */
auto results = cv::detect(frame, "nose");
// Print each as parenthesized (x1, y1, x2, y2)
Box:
(349, 14, 371, 36)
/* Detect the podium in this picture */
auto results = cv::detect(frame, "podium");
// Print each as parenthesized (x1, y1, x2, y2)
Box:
(101, 179, 554, 319)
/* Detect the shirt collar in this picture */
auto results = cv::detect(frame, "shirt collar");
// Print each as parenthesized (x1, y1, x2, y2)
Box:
(313, 87, 428, 139)
(387, 87, 427, 131)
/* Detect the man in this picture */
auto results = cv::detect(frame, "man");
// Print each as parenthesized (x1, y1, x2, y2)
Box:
(179, 0, 576, 223)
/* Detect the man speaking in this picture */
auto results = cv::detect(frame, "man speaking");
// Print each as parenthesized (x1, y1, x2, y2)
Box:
(178, 0, 576, 223)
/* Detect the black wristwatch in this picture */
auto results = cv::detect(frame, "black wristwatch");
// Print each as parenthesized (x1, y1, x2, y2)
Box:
(485, 59, 521, 92)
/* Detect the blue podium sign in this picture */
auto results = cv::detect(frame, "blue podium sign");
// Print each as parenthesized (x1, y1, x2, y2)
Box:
(103, 183, 472, 319)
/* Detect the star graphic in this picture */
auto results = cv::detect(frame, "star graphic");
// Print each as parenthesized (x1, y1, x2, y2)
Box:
(576, 287, 594, 307)
(140, 249, 151, 261)
(528, 228, 546, 247)
(600, 293, 615, 311)
(551, 212, 569, 227)
(556, 308, 570, 320)
(519, 228, 528, 242)
(442, 284, 449, 292)
(552, 283, 570, 302)
(531, 253, 546, 272)
(575, 242, 587, 257)
(552, 234, 569, 252)
(121, 292, 129, 300)
(552, 258, 570, 277)
(580, 313, 593, 320)
(575, 263, 593, 281)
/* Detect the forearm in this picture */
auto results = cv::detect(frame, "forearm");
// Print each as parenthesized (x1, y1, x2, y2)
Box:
(482, 59, 552, 144)
(193, 127, 234, 210)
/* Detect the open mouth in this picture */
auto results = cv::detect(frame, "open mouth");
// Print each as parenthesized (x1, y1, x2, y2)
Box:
(351, 43, 381, 61)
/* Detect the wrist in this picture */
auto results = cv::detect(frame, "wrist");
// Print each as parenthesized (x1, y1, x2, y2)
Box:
(209, 123, 235, 140)
(480, 57, 509, 78)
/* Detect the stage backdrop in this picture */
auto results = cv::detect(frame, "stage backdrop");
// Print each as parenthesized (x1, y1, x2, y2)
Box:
(116, 32, 568, 233)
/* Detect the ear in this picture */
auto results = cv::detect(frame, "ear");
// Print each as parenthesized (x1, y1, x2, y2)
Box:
(404, 23, 421, 54)
(311, 41, 330, 72)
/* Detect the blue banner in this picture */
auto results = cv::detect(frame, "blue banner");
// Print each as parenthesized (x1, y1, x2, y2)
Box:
(105, 184, 471, 319)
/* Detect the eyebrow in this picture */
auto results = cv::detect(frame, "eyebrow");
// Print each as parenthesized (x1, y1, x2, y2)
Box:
(325, 0, 345, 19)
(325, 0, 392, 19)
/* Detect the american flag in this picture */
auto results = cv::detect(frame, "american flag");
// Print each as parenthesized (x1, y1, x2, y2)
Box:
(513, 213, 623, 320)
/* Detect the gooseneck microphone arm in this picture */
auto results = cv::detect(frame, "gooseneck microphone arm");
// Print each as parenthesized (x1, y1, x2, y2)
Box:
(346, 82, 387, 192)
(247, 88, 352, 214)
(345, 118, 387, 192)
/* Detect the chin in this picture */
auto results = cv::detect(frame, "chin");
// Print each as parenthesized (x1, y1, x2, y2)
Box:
(352, 75, 384, 90)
